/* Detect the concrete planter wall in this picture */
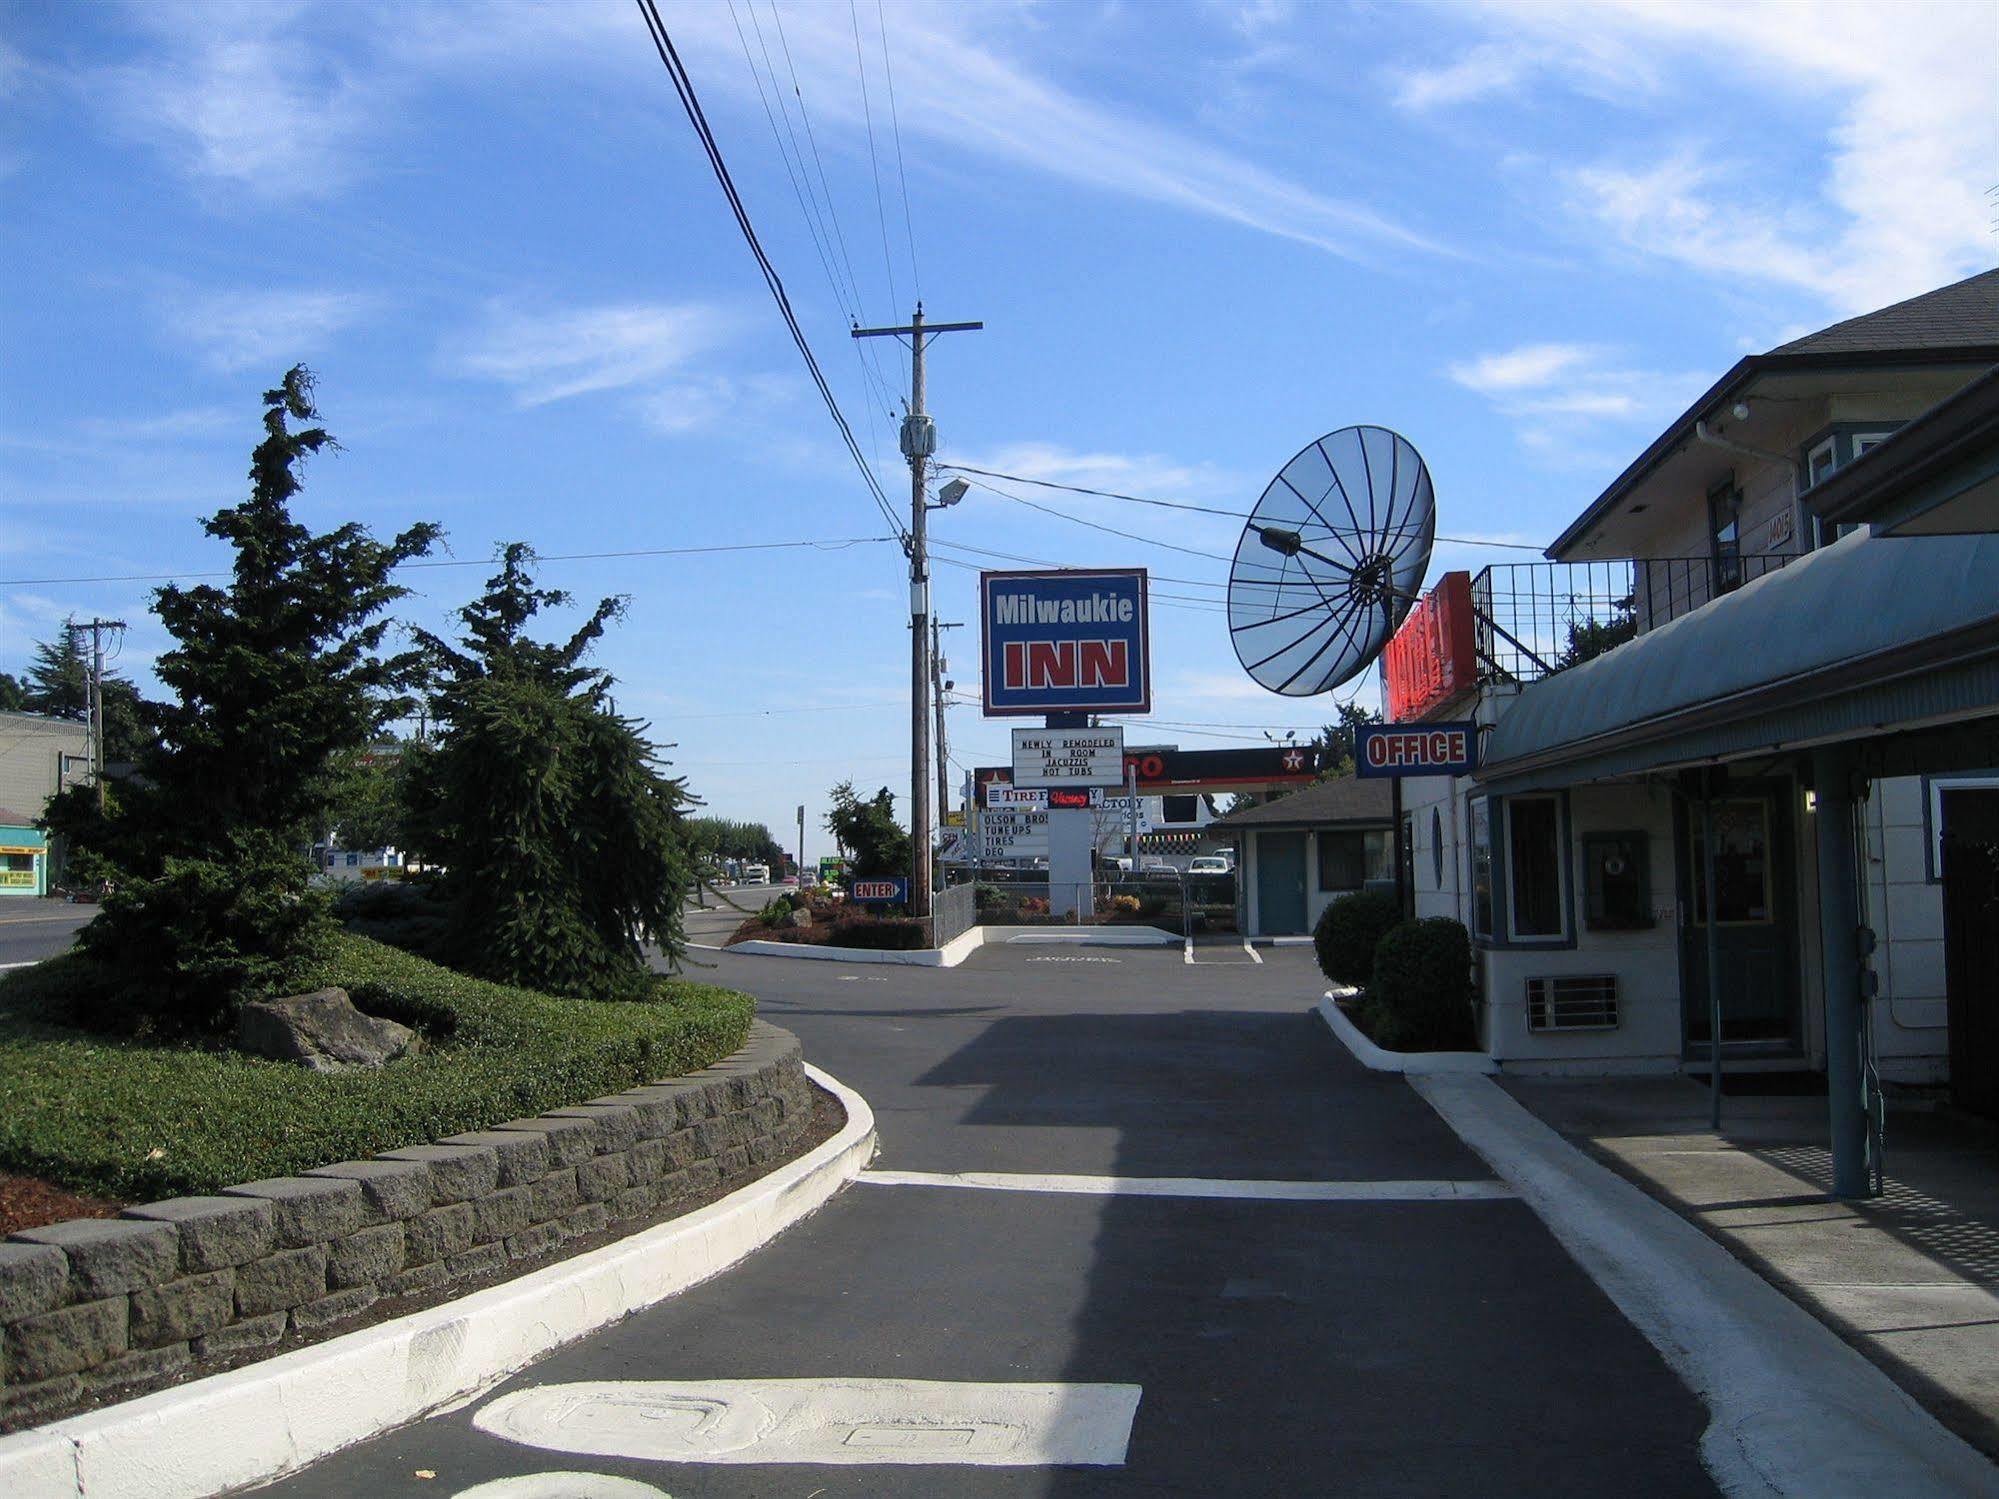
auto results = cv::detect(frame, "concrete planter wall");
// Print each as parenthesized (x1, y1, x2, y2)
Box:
(0, 1021, 812, 1427)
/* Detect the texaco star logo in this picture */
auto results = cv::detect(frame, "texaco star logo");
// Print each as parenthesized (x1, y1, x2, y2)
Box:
(1282, 748, 1305, 772)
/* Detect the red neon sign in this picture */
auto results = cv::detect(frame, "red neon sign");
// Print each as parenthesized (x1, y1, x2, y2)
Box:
(1384, 571, 1476, 721)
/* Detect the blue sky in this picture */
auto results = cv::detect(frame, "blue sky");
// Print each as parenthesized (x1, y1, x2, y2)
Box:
(3, 0, 1994, 847)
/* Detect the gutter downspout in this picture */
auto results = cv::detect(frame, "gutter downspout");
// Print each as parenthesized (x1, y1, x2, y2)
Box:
(1693, 415, 1803, 553)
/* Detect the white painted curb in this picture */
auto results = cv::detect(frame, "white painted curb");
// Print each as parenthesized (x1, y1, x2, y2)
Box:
(1000, 929, 1177, 947)
(1315, 991, 1498, 1075)
(727, 925, 984, 968)
(1412, 1074, 1999, 1498)
(0, 1063, 878, 1499)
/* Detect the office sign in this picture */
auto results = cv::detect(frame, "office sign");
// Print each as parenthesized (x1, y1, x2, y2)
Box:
(1123, 744, 1319, 791)
(1012, 726, 1126, 787)
(1354, 722, 1478, 778)
(980, 569, 1150, 717)
(850, 877, 909, 903)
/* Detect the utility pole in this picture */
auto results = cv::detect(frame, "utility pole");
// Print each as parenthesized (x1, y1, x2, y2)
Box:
(66, 618, 126, 811)
(932, 620, 961, 839)
(853, 305, 981, 919)
(797, 804, 806, 885)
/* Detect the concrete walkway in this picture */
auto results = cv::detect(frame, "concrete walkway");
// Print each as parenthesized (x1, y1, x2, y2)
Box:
(1502, 1075, 1999, 1462)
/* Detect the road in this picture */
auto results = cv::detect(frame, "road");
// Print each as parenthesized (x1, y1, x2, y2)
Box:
(0, 903, 91, 969)
(263, 936, 1720, 1498)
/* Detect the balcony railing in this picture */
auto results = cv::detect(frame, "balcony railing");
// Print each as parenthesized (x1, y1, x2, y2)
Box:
(1472, 553, 1794, 687)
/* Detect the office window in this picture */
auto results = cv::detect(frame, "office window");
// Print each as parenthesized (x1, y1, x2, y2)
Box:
(1506, 795, 1567, 940)
(1582, 831, 1651, 930)
(1318, 829, 1392, 892)
(1469, 798, 1494, 938)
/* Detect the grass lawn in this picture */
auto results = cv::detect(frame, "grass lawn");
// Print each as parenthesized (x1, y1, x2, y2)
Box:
(0, 933, 756, 1202)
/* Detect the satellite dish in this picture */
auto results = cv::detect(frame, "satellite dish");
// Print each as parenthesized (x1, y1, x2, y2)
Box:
(1227, 425, 1436, 697)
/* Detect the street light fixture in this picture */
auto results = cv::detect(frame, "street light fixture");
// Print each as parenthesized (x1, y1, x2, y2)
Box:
(934, 477, 970, 508)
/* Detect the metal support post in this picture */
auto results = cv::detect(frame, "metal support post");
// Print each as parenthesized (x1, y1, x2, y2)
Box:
(1700, 778, 1724, 1131)
(1813, 745, 1871, 1198)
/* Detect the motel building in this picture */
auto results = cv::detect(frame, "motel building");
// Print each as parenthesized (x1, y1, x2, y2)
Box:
(1386, 271, 1999, 1189)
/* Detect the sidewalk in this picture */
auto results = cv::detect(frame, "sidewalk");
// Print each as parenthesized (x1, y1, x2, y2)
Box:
(1501, 1075, 1999, 1461)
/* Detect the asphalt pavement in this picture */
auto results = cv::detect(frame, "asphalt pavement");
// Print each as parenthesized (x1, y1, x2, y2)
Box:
(0, 902, 90, 968)
(261, 938, 1722, 1498)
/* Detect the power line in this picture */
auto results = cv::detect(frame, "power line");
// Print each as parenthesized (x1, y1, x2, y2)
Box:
(847, 0, 902, 356)
(939, 462, 1551, 550)
(874, 0, 920, 301)
(950, 475, 1232, 561)
(630, 0, 908, 546)
(0, 536, 896, 589)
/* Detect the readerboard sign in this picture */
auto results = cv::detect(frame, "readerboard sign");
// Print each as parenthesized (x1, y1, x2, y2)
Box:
(1354, 722, 1478, 778)
(1012, 726, 1126, 787)
(980, 569, 1150, 717)
(850, 877, 909, 903)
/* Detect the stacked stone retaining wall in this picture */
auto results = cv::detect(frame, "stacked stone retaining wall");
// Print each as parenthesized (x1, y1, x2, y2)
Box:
(0, 1021, 812, 1426)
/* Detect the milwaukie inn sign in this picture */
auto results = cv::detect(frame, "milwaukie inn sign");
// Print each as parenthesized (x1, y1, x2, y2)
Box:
(980, 568, 1151, 717)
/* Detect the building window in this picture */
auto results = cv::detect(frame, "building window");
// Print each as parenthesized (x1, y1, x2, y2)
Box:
(1318, 829, 1391, 892)
(1505, 794, 1568, 941)
(1469, 798, 1494, 938)
(1708, 479, 1743, 592)
(1582, 831, 1652, 930)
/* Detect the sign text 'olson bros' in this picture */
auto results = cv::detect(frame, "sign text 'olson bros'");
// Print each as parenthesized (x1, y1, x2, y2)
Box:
(981, 569, 1151, 717)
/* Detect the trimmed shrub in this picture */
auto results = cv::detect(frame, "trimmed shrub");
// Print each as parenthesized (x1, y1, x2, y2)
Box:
(0, 933, 755, 1200)
(334, 879, 450, 961)
(827, 918, 926, 950)
(759, 896, 795, 926)
(1314, 889, 1401, 987)
(1364, 917, 1476, 1052)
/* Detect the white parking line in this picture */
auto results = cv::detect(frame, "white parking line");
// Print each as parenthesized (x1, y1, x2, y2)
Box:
(475, 1378, 1143, 1467)
(1241, 939, 1264, 964)
(857, 1170, 1516, 1201)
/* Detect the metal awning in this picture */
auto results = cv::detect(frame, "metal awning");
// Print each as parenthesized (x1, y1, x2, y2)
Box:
(1477, 529, 1999, 794)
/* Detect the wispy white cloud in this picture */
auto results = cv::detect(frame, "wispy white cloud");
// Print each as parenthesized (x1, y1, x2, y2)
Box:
(1449, 340, 1708, 463)
(1403, 0, 1997, 312)
(95, 2, 383, 200)
(950, 441, 1243, 501)
(446, 301, 738, 409)
(160, 287, 378, 372)
(1446, 343, 1603, 395)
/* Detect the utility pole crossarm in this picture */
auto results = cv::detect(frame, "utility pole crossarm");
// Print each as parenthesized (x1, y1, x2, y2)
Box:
(850, 321, 985, 338)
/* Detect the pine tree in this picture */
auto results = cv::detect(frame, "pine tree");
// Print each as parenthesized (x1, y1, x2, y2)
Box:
(402, 544, 694, 998)
(49, 367, 440, 1030)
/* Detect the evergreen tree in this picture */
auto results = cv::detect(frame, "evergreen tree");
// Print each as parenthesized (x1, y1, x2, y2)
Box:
(1314, 702, 1384, 780)
(0, 673, 26, 712)
(402, 544, 693, 998)
(824, 780, 909, 878)
(22, 628, 159, 761)
(47, 368, 440, 1031)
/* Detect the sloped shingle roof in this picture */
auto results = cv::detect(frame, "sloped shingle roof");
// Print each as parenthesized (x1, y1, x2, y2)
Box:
(1207, 775, 1392, 829)
(1769, 268, 1999, 358)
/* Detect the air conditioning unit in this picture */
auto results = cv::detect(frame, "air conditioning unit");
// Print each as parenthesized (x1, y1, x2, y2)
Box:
(1527, 975, 1618, 1032)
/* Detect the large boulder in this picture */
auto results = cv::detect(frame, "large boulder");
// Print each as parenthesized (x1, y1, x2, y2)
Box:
(785, 906, 813, 929)
(237, 987, 418, 1071)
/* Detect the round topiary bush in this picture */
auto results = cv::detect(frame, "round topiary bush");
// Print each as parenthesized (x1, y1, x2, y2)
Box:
(1365, 916, 1476, 1051)
(1314, 889, 1402, 987)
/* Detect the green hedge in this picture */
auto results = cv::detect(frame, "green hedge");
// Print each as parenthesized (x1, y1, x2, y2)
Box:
(1362, 917, 1476, 1052)
(0, 933, 755, 1201)
(1313, 889, 1401, 987)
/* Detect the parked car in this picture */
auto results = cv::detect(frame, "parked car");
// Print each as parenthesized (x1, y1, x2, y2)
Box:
(1187, 855, 1235, 876)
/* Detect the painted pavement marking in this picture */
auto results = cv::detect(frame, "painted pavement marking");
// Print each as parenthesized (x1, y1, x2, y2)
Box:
(453, 1476, 670, 1499)
(474, 1378, 1142, 1468)
(1241, 939, 1264, 964)
(857, 1169, 1517, 1201)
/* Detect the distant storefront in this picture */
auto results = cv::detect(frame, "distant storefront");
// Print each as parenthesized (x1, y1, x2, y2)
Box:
(1208, 778, 1397, 936)
(0, 817, 50, 898)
